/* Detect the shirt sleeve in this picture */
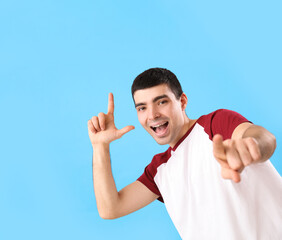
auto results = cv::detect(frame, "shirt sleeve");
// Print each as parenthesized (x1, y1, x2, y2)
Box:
(211, 109, 252, 140)
(137, 155, 164, 203)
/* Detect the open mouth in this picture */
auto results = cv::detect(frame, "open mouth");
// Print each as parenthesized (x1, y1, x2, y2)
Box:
(150, 122, 169, 135)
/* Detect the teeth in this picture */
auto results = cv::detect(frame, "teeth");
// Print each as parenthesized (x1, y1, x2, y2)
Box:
(152, 123, 165, 128)
(154, 123, 164, 128)
(151, 122, 167, 130)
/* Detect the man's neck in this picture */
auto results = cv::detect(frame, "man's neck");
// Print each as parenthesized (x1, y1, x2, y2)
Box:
(183, 117, 197, 136)
(170, 117, 197, 148)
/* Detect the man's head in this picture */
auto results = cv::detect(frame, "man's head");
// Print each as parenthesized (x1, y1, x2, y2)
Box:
(132, 68, 189, 147)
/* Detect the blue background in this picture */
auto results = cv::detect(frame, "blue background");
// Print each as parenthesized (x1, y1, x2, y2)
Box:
(0, 0, 281, 239)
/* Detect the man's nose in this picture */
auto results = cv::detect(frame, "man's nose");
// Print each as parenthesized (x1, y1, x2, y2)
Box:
(148, 105, 160, 120)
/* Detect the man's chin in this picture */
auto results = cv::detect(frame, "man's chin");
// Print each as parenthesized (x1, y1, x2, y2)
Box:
(145, 129, 170, 145)
(152, 136, 170, 145)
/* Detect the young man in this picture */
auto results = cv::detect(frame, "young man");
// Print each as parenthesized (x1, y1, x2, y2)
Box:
(87, 68, 281, 239)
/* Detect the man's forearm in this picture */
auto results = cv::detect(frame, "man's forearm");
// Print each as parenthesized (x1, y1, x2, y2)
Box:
(243, 125, 276, 162)
(92, 144, 119, 219)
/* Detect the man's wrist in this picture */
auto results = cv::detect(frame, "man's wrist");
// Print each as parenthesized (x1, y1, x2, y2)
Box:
(92, 143, 110, 151)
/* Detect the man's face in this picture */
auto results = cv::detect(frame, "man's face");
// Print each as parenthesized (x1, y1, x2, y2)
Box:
(133, 84, 187, 147)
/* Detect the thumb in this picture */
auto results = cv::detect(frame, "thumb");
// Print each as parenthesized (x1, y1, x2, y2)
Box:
(117, 125, 135, 138)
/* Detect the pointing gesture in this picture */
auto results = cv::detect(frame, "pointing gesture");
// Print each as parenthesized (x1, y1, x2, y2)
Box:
(213, 134, 261, 183)
(88, 93, 135, 146)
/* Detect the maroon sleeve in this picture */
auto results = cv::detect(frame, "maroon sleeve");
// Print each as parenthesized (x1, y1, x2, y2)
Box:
(137, 151, 171, 203)
(211, 109, 252, 140)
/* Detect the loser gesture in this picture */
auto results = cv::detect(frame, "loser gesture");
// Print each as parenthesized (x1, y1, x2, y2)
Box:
(88, 93, 135, 146)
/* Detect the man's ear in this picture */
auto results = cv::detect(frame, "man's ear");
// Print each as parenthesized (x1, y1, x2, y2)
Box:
(180, 93, 188, 110)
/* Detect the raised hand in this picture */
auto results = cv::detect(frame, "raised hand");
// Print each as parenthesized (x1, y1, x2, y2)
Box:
(88, 93, 135, 146)
(212, 134, 261, 183)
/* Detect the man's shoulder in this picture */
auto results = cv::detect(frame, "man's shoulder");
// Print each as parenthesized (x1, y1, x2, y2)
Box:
(153, 147, 172, 160)
(191, 109, 249, 141)
(197, 109, 242, 123)
(151, 148, 172, 166)
(197, 109, 250, 140)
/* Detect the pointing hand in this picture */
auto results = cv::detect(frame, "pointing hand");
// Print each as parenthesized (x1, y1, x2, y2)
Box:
(88, 93, 135, 146)
(213, 134, 261, 183)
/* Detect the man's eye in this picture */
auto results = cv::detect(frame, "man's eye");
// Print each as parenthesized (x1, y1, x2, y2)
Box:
(159, 100, 167, 105)
(138, 107, 146, 111)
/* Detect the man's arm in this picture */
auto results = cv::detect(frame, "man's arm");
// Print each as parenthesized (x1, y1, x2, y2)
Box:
(88, 93, 158, 219)
(213, 122, 276, 182)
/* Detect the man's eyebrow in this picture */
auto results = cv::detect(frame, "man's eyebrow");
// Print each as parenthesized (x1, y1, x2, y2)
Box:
(153, 94, 169, 103)
(135, 94, 169, 108)
(135, 102, 145, 108)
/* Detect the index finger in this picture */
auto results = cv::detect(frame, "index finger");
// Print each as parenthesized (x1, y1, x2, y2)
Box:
(107, 93, 114, 114)
(213, 134, 227, 161)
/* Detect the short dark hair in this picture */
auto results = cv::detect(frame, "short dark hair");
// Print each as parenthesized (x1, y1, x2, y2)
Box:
(131, 68, 183, 100)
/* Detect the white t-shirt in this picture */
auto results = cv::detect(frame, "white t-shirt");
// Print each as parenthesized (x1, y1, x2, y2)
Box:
(137, 109, 282, 240)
